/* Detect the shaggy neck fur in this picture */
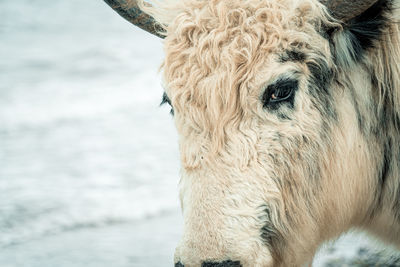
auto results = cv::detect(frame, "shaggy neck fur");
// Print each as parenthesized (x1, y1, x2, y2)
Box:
(358, 3, 400, 242)
(334, 0, 400, 222)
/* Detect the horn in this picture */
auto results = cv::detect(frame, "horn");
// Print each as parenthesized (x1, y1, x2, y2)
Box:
(103, 0, 165, 38)
(320, 0, 380, 21)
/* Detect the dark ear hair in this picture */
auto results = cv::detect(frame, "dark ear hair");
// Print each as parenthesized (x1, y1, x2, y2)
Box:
(329, 0, 392, 67)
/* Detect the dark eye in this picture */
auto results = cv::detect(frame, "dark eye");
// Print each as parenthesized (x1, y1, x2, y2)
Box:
(160, 92, 174, 115)
(262, 78, 298, 109)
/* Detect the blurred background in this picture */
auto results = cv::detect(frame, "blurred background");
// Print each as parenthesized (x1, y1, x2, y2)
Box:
(0, 0, 399, 266)
(0, 0, 181, 266)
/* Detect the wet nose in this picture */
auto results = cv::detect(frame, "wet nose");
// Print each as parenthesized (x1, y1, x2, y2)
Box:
(175, 260, 241, 267)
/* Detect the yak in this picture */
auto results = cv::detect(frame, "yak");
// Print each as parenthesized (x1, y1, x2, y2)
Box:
(104, 0, 400, 266)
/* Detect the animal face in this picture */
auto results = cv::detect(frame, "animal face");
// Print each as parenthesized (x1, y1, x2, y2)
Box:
(106, 0, 400, 266)
(159, 1, 371, 265)
(156, 0, 397, 265)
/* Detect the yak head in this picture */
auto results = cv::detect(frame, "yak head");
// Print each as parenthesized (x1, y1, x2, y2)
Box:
(105, 0, 400, 266)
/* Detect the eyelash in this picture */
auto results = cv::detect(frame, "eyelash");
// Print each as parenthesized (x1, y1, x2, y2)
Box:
(262, 79, 298, 109)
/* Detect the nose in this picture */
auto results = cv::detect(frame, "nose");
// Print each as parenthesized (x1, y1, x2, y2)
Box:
(175, 260, 241, 267)
(202, 261, 241, 267)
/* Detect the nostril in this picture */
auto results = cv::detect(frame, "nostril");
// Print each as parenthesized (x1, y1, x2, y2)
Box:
(175, 262, 184, 267)
(202, 260, 242, 267)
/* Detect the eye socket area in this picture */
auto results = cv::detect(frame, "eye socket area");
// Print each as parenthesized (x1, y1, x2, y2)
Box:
(262, 78, 298, 109)
(160, 92, 174, 115)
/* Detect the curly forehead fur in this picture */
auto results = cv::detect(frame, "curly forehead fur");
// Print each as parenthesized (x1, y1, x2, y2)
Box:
(140, 0, 336, 150)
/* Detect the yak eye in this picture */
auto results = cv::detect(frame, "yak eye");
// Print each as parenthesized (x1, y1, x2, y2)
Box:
(262, 78, 298, 109)
(160, 92, 174, 115)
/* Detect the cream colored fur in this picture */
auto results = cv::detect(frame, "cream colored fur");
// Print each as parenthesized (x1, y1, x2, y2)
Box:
(134, 0, 400, 265)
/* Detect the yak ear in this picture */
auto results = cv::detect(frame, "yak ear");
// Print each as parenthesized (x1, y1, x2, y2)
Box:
(329, 0, 392, 68)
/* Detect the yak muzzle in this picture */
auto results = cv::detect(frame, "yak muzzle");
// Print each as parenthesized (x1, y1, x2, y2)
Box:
(175, 260, 242, 267)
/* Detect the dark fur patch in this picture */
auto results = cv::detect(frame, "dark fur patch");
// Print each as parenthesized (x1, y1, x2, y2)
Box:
(380, 138, 392, 190)
(280, 49, 307, 62)
(201, 260, 241, 267)
(306, 59, 332, 95)
(160, 92, 171, 106)
(175, 262, 185, 267)
(347, 0, 391, 54)
(160, 92, 174, 115)
(333, 0, 392, 65)
(395, 114, 400, 131)
(348, 83, 365, 133)
(259, 205, 285, 263)
(369, 136, 393, 219)
(306, 57, 337, 120)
